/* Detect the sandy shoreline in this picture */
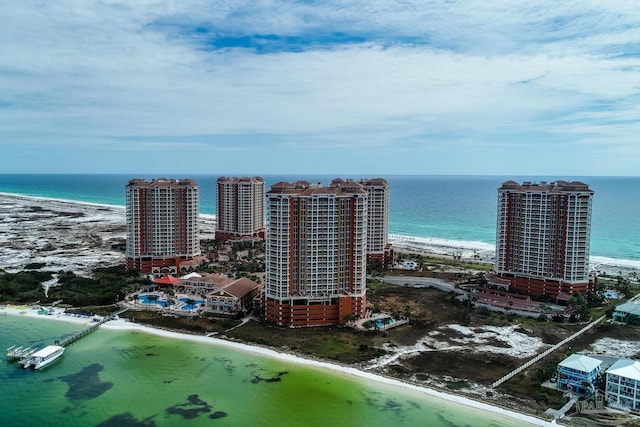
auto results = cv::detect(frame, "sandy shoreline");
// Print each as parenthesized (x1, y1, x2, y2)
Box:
(1, 305, 554, 426)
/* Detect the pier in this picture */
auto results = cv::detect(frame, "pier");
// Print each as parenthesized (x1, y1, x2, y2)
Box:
(55, 308, 128, 347)
(7, 307, 129, 365)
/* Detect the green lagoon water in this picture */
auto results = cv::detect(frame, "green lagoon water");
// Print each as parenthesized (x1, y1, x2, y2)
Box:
(0, 315, 534, 427)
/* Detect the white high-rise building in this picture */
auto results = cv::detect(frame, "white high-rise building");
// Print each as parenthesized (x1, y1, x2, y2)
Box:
(125, 178, 200, 274)
(264, 179, 368, 327)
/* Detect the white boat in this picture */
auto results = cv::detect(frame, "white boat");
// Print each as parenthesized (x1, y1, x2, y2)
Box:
(7, 346, 35, 361)
(22, 345, 65, 370)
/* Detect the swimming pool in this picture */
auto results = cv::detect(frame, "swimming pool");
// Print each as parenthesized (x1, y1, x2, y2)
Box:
(375, 318, 394, 328)
(179, 298, 204, 310)
(603, 290, 620, 299)
(138, 295, 175, 307)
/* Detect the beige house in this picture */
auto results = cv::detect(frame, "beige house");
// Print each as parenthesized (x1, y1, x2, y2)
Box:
(206, 277, 262, 314)
(176, 273, 262, 314)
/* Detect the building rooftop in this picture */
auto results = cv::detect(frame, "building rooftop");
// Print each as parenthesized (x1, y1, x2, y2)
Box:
(126, 178, 198, 187)
(498, 180, 592, 194)
(213, 277, 262, 298)
(615, 301, 640, 316)
(606, 359, 640, 381)
(559, 354, 603, 372)
(217, 176, 264, 183)
(268, 179, 367, 196)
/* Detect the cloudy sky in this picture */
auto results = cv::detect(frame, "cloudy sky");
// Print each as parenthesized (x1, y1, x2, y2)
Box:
(1, 1, 639, 175)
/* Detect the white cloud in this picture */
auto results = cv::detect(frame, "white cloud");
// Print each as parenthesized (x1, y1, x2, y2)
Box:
(0, 1, 639, 174)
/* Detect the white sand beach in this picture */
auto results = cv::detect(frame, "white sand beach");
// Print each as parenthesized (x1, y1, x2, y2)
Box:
(1, 305, 554, 426)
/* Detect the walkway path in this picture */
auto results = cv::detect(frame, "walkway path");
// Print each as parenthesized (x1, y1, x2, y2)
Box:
(224, 315, 253, 333)
(379, 275, 465, 294)
(491, 315, 606, 389)
(545, 393, 579, 421)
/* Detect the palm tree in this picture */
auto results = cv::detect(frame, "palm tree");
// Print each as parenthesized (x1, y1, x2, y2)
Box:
(148, 295, 159, 307)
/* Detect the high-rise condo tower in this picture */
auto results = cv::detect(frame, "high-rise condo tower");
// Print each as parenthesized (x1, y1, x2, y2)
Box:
(125, 178, 200, 275)
(495, 180, 594, 298)
(264, 179, 368, 327)
(358, 178, 391, 264)
(216, 176, 265, 241)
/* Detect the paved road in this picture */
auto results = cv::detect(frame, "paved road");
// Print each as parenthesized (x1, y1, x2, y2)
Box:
(378, 275, 466, 295)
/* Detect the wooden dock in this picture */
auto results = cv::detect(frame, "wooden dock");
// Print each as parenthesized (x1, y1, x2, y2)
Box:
(55, 308, 128, 347)
(8, 307, 129, 365)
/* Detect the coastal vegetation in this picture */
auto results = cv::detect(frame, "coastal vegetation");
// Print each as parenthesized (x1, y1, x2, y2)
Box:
(0, 265, 150, 307)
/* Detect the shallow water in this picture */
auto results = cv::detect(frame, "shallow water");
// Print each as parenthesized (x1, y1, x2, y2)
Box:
(0, 314, 539, 427)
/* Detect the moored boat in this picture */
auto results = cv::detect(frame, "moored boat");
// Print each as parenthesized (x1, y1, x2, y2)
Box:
(7, 346, 35, 361)
(21, 345, 64, 370)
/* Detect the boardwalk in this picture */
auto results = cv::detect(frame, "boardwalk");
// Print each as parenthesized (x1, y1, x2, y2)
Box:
(491, 315, 606, 389)
(55, 308, 129, 347)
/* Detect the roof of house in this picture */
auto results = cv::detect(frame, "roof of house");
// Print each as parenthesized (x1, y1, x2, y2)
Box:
(606, 359, 640, 381)
(211, 277, 262, 298)
(484, 273, 511, 287)
(558, 354, 602, 373)
(615, 301, 640, 316)
(180, 272, 202, 280)
(556, 292, 573, 301)
(183, 273, 234, 286)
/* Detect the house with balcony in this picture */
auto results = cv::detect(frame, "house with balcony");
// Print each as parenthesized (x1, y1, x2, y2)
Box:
(605, 359, 640, 412)
(612, 301, 640, 326)
(557, 354, 602, 395)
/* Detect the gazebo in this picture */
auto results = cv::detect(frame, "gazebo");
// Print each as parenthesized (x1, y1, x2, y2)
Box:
(153, 275, 181, 286)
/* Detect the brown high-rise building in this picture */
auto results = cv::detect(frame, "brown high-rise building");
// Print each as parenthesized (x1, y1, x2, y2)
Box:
(495, 180, 594, 298)
(216, 176, 265, 241)
(264, 179, 368, 327)
(125, 178, 200, 275)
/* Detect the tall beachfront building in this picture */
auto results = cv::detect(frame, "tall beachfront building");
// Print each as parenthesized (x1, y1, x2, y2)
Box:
(358, 178, 390, 264)
(125, 178, 200, 274)
(264, 179, 368, 327)
(215, 176, 266, 241)
(495, 180, 594, 298)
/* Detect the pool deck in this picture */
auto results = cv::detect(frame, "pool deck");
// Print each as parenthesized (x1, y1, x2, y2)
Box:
(130, 292, 205, 314)
(352, 312, 409, 331)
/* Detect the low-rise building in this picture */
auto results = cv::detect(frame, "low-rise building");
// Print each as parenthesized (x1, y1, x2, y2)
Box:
(175, 273, 262, 314)
(612, 301, 640, 326)
(605, 359, 640, 412)
(557, 354, 602, 395)
(206, 277, 262, 314)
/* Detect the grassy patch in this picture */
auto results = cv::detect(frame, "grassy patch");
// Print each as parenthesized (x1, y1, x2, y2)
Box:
(121, 311, 239, 334)
(446, 380, 470, 390)
(227, 320, 387, 363)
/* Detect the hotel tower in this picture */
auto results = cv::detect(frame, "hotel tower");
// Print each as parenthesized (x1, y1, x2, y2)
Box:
(264, 179, 368, 327)
(125, 178, 200, 274)
(215, 176, 265, 241)
(495, 180, 594, 298)
(358, 178, 390, 264)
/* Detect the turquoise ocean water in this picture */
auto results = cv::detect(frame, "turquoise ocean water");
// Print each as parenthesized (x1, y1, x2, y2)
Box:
(0, 174, 638, 261)
(0, 314, 532, 427)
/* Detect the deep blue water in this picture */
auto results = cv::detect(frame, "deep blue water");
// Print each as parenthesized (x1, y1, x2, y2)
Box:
(0, 174, 638, 261)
